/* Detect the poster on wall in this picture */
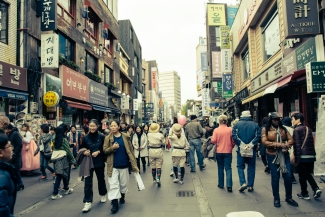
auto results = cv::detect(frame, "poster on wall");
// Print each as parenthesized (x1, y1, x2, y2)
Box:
(314, 95, 325, 176)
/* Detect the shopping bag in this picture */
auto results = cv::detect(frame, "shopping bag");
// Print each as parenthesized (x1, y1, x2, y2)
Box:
(166, 139, 171, 150)
(133, 172, 145, 191)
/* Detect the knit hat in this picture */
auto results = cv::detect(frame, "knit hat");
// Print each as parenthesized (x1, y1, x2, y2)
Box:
(281, 117, 292, 126)
(190, 115, 198, 120)
(149, 123, 160, 133)
(172, 124, 182, 135)
(240, 110, 251, 117)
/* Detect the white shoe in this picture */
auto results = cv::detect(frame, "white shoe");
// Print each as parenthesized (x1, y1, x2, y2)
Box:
(173, 178, 179, 183)
(170, 172, 174, 177)
(100, 195, 107, 203)
(64, 188, 73, 195)
(82, 202, 92, 212)
(51, 194, 62, 200)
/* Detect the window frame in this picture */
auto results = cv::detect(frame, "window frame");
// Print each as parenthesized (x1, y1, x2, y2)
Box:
(241, 46, 249, 80)
(0, 1, 9, 44)
(84, 7, 99, 45)
(104, 65, 113, 84)
(58, 32, 75, 61)
(104, 32, 114, 55)
(85, 52, 98, 74)
(142, 68, 145, 80)
(57, 0, 75, 27)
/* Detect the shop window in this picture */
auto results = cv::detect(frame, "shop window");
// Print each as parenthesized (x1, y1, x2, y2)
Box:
(261, 7, 280, 61)
(241, 46, 249, 80)
(215, 27, 220, 47)
(84, 7, 99, 45)
(104, 31, 114, 55)
(0, 1, 8, 44)
(85, 52, 97, 74)
(57, 0, 75, 25)
(58, 32, 74, 61)
(104, 65, 113, 83)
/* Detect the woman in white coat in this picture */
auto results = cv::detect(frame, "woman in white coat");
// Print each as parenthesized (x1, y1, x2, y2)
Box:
(132, 125, 148, 173)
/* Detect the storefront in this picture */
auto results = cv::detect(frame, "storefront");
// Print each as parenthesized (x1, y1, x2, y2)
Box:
(0, 61, 28, 121)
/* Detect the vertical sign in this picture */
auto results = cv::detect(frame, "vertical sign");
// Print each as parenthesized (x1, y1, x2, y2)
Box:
(41, 33, 59, 68)
(221, 49, 232, 72)
(201, 52, 208, 71)
(212, 51, 221, 78)
(227, 7, 238, 28)
(207, 4, 226, 26)
(220, 26, 230, 49)
(201, 88, 210, 116)
(151, 67, 157, 90)
(222, 74, 233, 98)
(41, 0, 57, 31)
(305, 61, 325, 93)
(121, 97, 129, 110)
(133, 99, 138, 111)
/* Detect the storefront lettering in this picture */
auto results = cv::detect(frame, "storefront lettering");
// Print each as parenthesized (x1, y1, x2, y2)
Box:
(239, 0, 257, 36)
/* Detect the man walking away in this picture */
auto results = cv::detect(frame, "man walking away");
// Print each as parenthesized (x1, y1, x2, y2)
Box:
(232, 111, 261, 192)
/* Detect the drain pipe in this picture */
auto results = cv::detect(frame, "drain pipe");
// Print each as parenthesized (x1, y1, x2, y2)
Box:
(19, 0, 25, 67)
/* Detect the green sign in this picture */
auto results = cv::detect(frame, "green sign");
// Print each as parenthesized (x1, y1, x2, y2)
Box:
(220, 26, 230, 49)
(296, 37, 316, 71)
(306, 61, 325, 93)
(222, 91, 232, 98)
(217, 81, 222, 93)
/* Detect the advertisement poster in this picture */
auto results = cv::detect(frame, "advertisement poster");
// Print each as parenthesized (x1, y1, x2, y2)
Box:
(314, 95, 325, 176)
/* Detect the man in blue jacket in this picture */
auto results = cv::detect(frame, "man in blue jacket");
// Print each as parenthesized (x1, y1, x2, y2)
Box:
(232, 111, 261, 192)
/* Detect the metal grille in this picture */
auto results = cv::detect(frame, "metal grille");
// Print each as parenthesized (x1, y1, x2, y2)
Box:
(176, 191, 195, 197)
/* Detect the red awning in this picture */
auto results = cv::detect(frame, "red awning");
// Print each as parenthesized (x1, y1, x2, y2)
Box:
(65, 100, 92, 111)
(277, 75, 292, 88)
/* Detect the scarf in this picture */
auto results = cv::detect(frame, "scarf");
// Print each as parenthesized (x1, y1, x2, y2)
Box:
(136, 132, 142, 146)
(271, 126, 288, 173)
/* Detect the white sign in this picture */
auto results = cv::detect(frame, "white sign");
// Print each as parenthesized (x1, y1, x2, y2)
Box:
(121, 97, 129, 110)
(133, 99, 138, 111)
(201, 88, 210, 116)
(41, 33, 59, 69)
(221, 49, 232, 72)
(314, 95, 325, 176)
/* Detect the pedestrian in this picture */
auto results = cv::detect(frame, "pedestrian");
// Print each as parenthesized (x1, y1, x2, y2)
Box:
(147, 123, 165, 187)
(168, 117, 183, 177)
(79, 126, 89, 145)
(0, 133, 19, 217)
(291, 113, 322, 200)
(211, 115, 235, 192)
(51, 126, 74, 200)
(79, 119, 107, 212)
(232, 110, 261, 192)
(37, 124, 55, 180)
(185, 115, 205, 172)
(261, 112, 298, 208)
(168, 124, 189, 185)
(132, 125, 148, 173)
(127, 125, 135, 138)
(67, 125, 80, 169)
(281, 117, 297, 183)
(103, 120, 139, 214)
(260, 117, 270, 174)
(143, 124, 150, 167)
(120, 122, 128, 133)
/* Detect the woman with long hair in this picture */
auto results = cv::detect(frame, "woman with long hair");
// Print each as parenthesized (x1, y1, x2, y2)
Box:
(20, 123, 40, 172)
(51, 127, 74, 200)
(261, 112, 298, 208)
(103, 120, 138, 214)
(132, 125, 148, 173)
(143, 124, 150, 167)
(80, 119, 107, 212)
(67, 125, 80, 169)
(38, 124, 55, 180)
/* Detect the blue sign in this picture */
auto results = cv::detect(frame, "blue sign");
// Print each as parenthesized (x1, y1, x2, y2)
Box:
(227, 7, 238, 28)
(209, 102, 219, 108)
(222, 74, 233, 98)
(201, 52, 208, 71)
(0, 89, 28, 100)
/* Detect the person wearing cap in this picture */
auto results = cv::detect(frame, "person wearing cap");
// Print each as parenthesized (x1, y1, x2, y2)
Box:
(232, 110, 261, 193)
(168, 124, 189, 185)
(147, 123, 165, 187)
(185, 115, 205, 172)
(211, 115, 235, 192)
(261, 112, 298, 208)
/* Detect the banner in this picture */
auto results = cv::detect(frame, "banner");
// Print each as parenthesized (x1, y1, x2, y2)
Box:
(221, 49, 232, 72)
(211, 51, 221, 78)
(207, 4, 226, 26)
(314, 95, 325, 176)
(220, 26, 230, 49)
(222, 74, 233, 98)
(201, 88, 210, 116)
(41, 33, 59, 68)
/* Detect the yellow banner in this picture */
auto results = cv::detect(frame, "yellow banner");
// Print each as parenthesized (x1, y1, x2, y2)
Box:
(207, 4, 226, 26)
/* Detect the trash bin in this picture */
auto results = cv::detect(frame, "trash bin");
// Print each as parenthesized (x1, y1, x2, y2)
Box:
(226, 211, 265, 217)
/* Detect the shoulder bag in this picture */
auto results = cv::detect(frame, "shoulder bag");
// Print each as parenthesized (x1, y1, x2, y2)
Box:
(290, 126, 308, 165)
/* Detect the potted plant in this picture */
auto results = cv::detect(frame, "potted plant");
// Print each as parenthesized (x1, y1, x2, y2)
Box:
(59, 56, 80, 72)
(84, 70, 102, 83)
(104, 82, 117, 90)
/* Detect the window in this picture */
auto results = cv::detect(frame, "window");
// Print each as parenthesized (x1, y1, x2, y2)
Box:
(104, 31, 114, 55)
(85, 52, 97, 74)
(84, 7, 99, 44)
(215, 27, 220, 47)
(59, 33, 74, 61)
(261, 9, 280, 61)
(130, 28, 133, 42)
(137, 73, 140, 87)
(142, 68, 145, 80)
(134, 55, 138, 68)
(57, 0, 75, 25)
(241, 46, 249, 80)
(0, 1, 8, 44)
(104, 65, 113, 83)
(103, 0, 113, 12)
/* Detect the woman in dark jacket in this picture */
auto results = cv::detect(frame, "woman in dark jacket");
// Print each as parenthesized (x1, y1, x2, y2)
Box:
(0, 133, 18, 217)
(80, 119, 107, 212)
(291, 113, 322, 199)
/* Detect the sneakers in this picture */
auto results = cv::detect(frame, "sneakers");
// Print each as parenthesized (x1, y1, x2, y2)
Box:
(239, 183, 247, 192)
(64, 188, 73, 195)
(153, 179, 156, 183)
(314, 189, 322, 199)
(227, 187, 232, 192)
(100, 195, 107, 203)
(248, 186, 254, 192)
(51, 194, 62, 200)
(285, 199, 299, 207)
(170, 172, 174, 177)
(179, 180, 184, 185)
(157, 179, 161, 187)
(297, 193, 310, 200)
(82, 202, 92, 212)
(200, 164, 206, 171)
(173, 178, 179, 183)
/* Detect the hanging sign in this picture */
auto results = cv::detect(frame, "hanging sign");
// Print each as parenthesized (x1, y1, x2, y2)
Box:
(212, 51, 222, 78)
(222, 74, 233, 98)
(41, 33, 59, 68)
(220, 26, 230, 49)
(221, 49, 232, 72)
(305, 61, 325, 93)
(43, 91, 60, 107)
(41, 0, 58, 31)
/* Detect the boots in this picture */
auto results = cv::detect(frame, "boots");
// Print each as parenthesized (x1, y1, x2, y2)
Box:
(111, 199, 119, 213)
(120, 193, 125, 204)
(143, 164, 146, 173)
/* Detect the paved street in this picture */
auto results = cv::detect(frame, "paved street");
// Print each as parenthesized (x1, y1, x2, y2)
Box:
(15, 150, 325, 217)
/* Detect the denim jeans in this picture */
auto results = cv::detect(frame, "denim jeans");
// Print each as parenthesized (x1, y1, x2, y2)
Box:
(53, 174, 69, 195)
(237, 150, 256, 187)
(40, 152, 54, 177)
(267, 154, 292, 200)
(189, 138, 204, 171)
(216, 153, 233, 187)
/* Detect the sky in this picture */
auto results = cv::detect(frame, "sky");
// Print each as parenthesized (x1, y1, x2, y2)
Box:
(118, 0, 237, 104)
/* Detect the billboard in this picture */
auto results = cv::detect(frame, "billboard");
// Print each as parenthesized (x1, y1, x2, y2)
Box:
(207, 4, 226, 26)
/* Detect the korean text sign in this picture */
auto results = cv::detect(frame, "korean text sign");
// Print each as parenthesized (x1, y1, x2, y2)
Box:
(60, 65, 89, 101)
(41, 33, 59, 68)
(207, 4, 226, 26)
(0, 60, 27, 91)
(212, 51, 222, 78)
(222, 74, 233, 98)
(305, 61, 325, 93)
(41, 0, 57, 31)
(89, 80, 109, 107)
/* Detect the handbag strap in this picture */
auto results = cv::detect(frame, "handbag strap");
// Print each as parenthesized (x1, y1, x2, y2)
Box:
(301, 127, 308, 150)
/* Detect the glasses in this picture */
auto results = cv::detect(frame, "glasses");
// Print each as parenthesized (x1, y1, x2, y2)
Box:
(1, 144, 13, 150)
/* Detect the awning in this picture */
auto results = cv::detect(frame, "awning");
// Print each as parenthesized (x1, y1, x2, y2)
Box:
(263, 83, 278, 96)
(65, 100, 92, 110)
(242, 91, 264, 105)
(92, 104, 111, 112)
(263, 75, 293, 96)
(278, 75, 292, 88)
(0, 88, 28, 100)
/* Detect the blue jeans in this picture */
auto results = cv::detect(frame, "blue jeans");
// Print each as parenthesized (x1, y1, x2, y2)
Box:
(216, 153, 233, 187)
(189, 138, 204, 171)
(237, 150, 256, 187)
(267, 154, 292, 200)
(53, 174, 69, 195)
(40, 152, 54, 177)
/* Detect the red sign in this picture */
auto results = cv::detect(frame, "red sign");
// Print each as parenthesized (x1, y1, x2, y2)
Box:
(60, 65, 89, 101)
(0, 60, 28, 91)
(151, 70, 156, 89)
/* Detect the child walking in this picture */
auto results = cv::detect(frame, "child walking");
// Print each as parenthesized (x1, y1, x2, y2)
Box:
(168, 124, 189, 184)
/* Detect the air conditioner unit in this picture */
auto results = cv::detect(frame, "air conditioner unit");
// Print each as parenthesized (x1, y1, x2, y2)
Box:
(30, 102, 38, 113)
